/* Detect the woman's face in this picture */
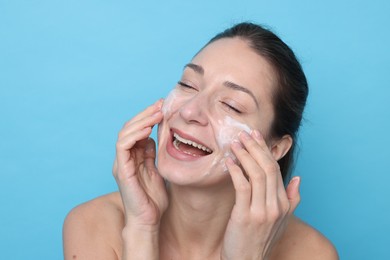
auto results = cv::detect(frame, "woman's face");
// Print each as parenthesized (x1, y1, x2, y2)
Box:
(157, 37, 277, 187)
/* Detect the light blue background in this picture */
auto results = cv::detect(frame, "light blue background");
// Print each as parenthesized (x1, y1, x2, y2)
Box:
(1, 1, 389, 259)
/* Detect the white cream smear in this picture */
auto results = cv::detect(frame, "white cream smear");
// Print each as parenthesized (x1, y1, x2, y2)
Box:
(213, 116, 251, 172)
(161, 89, 178, 117)
(158, 89, 178, 153)
(158, 89, 251, 175)
(216, 116, 251, 149)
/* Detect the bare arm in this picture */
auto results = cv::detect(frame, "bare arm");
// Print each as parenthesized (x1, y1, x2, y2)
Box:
(121, 225, 160, 259)
(112, 99, 167, 259)
(63, 100, 167, 260)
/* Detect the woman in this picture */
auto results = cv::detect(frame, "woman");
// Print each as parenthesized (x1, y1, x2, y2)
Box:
(63, 22, 338, 259)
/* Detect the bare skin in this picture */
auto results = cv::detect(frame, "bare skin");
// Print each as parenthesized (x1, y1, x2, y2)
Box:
(63, 192, 338, 260)
(63, 38, 339, 259)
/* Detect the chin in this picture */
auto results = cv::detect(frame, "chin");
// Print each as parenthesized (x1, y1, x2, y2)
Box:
(156, 147, 231, 187)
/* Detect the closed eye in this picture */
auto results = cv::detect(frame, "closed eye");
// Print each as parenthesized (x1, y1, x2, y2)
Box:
(178, 81, 196, 90)
(221, 101, 242, 114)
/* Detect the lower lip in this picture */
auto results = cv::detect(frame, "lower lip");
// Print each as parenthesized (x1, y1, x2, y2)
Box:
(166, 130, 209, 161)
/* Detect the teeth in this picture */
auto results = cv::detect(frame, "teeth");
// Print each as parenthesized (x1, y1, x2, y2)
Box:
(173, 133, 212, 153)
(173, 139, 180, 150)
(173, 139, 197, 157)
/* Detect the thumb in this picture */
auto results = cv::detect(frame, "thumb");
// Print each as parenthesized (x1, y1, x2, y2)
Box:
(144, 138, 157, 170)
(286, 176, 301, 213)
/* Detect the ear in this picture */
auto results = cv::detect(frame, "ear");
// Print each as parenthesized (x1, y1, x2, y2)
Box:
(270, 135, 293, 161)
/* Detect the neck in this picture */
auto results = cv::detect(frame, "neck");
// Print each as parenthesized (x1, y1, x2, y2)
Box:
(160, 182, 235, 259)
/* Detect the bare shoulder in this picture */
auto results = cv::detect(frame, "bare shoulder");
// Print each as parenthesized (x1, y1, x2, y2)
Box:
(63, 192, 124, 260)
(270, 215, 339, 260)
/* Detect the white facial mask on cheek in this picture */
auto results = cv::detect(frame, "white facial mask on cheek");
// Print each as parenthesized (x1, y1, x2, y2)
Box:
(158, 89, 178, 154)
(213, 116, 251, 172)
(161, 88, 179, 118)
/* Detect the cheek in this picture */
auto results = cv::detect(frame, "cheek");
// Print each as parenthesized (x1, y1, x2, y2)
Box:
(212, 116, 252, 166)
(215, 116, 251, 149)
(161, 89, 188, 119)
(161, 89, 175, 117)
(158, 89, 187, 146)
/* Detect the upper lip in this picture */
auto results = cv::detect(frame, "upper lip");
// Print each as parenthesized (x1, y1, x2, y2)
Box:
(171, 128, 213, 153)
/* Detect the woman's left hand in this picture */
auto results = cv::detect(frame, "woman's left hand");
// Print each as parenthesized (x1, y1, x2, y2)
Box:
(221, 130, 301, 260)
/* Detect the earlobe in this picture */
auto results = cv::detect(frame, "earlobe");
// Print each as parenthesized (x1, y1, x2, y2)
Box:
(271, 135, 293, 161)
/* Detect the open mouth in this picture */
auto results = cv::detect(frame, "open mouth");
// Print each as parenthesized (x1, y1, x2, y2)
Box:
(172, 132, 213, 157)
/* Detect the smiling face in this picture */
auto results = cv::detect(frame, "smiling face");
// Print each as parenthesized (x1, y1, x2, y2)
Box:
(157, 37, 278, 187)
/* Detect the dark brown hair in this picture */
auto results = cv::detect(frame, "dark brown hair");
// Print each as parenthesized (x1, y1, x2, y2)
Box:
(207, 22, 308, 183)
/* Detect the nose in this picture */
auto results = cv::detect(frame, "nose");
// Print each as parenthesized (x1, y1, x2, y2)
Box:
(179, 94, 209, 126)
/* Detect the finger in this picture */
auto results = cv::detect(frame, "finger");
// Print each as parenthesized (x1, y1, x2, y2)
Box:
(247, 130, 274, 160)
(250, 131, 291, 213)
(112, 158, 118, 177)
(116, 127, 153, 165)
(123, 99, 163, 128)
(144, 138, 157, 175)
(230, 141, 265, 209)
(242, 131, 281, 207)
(126, 99, 163, 127)
(225, 157, 251, 211)
(119, 110, 163, 139)
(141, 138, 167, 202)
(285, 176, 301, 214)
(276, 175, 291, 217)
(250, 131, 291, 217)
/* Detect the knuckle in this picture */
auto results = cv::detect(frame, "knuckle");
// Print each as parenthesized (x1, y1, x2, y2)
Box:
(117, 131, 125, 140)
(123, 120, 133, 128)
(267, 207, 282, 221)
(232, 212, 250, 225)
(116, 168, 132, 182)
(115, 142, 123, 150)
(236, 182, 251, 193)
(252, 210, 267, 223)
(251, 172, 265, 182)
(246, 139, 257, 149)
(116, 140, 128, 150)
(264, 163, 280, 174)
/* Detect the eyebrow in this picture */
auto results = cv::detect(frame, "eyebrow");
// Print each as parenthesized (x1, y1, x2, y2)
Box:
(184, 63, 259, 108)
(184, 63, 204, 75)
(223, 81, 259, 108)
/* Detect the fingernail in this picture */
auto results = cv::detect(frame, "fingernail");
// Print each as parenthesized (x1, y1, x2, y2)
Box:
(289, 176, 301, 187)
(152, 111, 162, 117)
(225, 157, 235, 166)
(239, 131, 251, 140)
(252, 129, 262, 139)
(155, 99, 164, 109)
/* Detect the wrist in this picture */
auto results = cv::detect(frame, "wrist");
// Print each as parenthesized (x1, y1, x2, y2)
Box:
(122, 224, 160, 259)
(122, 223, 160, 240)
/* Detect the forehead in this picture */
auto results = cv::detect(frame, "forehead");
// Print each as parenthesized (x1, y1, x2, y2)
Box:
(191, 37, 277, 105)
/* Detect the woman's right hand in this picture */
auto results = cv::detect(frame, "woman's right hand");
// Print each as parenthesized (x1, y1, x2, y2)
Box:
(113, 99, 168, 230)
